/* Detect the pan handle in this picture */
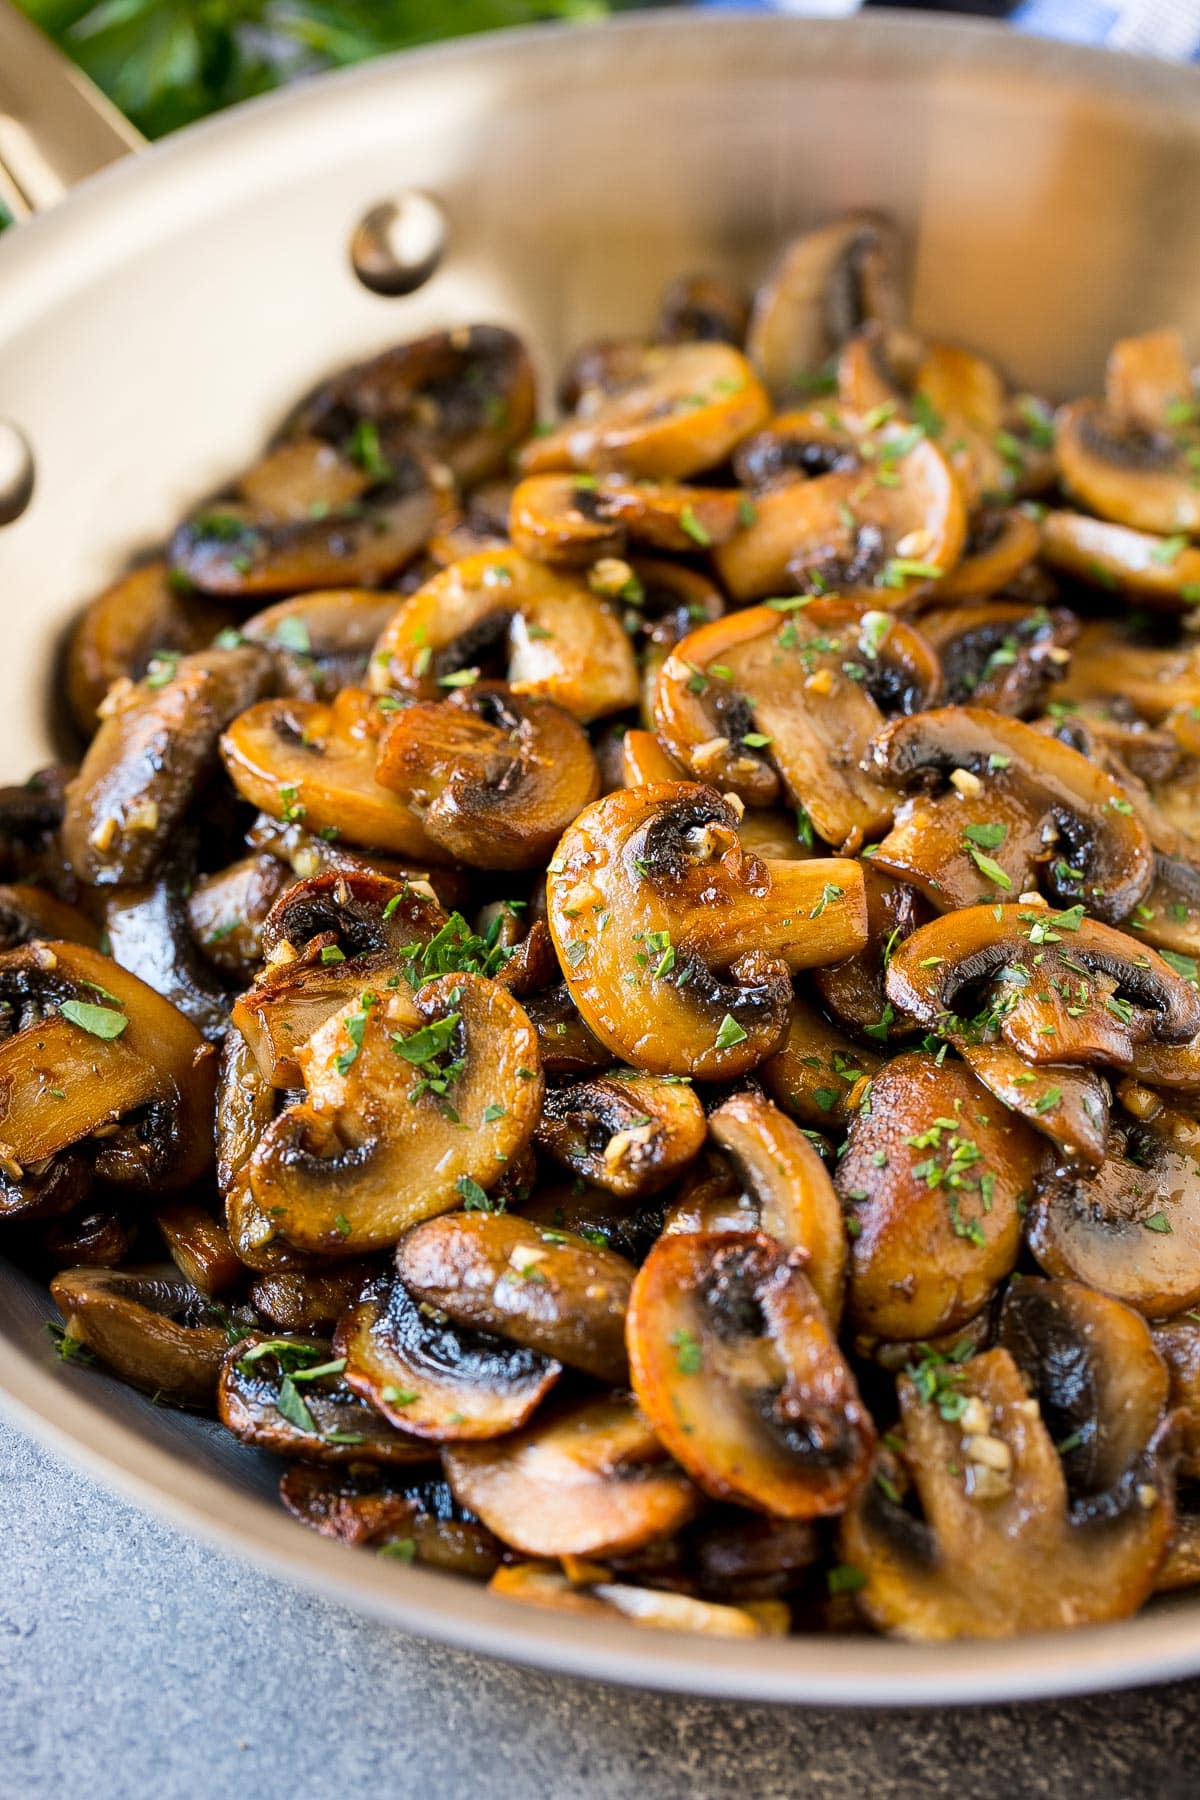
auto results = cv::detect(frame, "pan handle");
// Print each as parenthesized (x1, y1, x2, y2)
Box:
(0, 1, 142, 220)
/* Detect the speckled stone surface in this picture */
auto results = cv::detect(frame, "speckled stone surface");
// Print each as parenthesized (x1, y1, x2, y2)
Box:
(1, 1414, 1198, 1799)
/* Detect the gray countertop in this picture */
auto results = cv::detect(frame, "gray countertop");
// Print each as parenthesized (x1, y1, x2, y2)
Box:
(1, 1411, 1197, 1800)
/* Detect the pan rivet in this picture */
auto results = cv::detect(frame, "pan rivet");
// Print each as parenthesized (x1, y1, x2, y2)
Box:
(0, 422, 33, 526)
(351, 194, 446, 297)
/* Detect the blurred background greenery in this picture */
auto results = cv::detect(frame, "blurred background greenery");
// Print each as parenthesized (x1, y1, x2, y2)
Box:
(14, 0, 629, 139)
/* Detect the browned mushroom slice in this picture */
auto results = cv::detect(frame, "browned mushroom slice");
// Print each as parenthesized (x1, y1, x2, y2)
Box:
(0, 1150, 90, 1225)
(1040, 511, 1200, 609)
(235, 434, 374, 521)
(546, 783, 867, 1079)
(49, 1269, 229, 1402)
(958, 1040, 1111, 1168)
(920, 602, 1077, 717)
(428, 476, 515, 566)
(886, 905, 1200, 1069)
(935, 508, 1042, 601)
(0, 941, 216, 1194)
(653, 602, 941, 843)
(813, 864, 929, 1042)
(490, 1564, 789, 1636)
(220, 688, 446, 860)
(41, 1203, 137, 1269)
(395, 1211, 635, 1382)
(520, 343, 768, 481)
(293, 325, 537, 488)
(239, 590, 402, 699)
(509, 474, 744, 564)
(908, 342, 1016, 508)
(218, 1332, 434, 1464)
(1000, 1277, 1170, 1504)
(62, 645, 272, 888)
(619, 730, 685, 789)
(1056, 398, 1200, 537)
(836, 1053, 1040, 1340)
(444, 1392, 700, 1557)
(1153, 1320, 1200, 1479)
(1055, 622, 1200, 724)
(249, 1264, 379, 1333)
(658, 271, 749, 347)
(713, 433, 966, 607)
(628, 1232, 872, 1519)
(839, 1347, 1173, 1639)
(535, 1070, 705, 1199)
(103, 859, 232, 1043)
(169, 456, 441, 597)
(760, 995, 881, 1130)
(668, 1509, 820, 1602)
(66, 561, 234, 738)
(707, 1090, 846, 1323)
(732, 408, 860, 492)
(0, 885, 100, 952)
(155, 1199, 242, 1297)
(1029, 1091, 1200, 1318)
(368, 549, 639, 724)
(870, 708, 1154, 923)
(521, 982, 615, 1079)
(248, 973, 543, 1253)
(186, 854, 293, 979)
(374, 685, 599, 870)
(746, 214, 904, 402)
(335, 1272, 560, 1440)
(0, 768, 73, 894)
(279, 1463, 504, 1578)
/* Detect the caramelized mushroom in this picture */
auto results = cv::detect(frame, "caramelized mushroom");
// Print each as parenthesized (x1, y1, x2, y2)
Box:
(0, 885, 101, 952)
(545, 783, 867, 1078)
(653, 601, 941, 845)
(837, 1053, 1040, 1339)
(336, 1270, 560, 1440)
(444, 1393, 700, 1557)
(658, 272, 749, 348)
(919, 602, 1077, 717)
(49, 1269, 228, 1402)
(509, 474, 744, 564)
(155, 1199, 242, 1297)
(519, 343, 768, 481)
(1055, 622, 1200, 724)
(840, 1346, 1173, 1638)
(760, 995, 882, 1130)
(535, 1069, 706, 1198)
(279, 1463, 503, 1578)
(65, 561, 232, 738)
(395, 1211, 635, 1382)
(746, 214, 904, 401)
(368, 550, 639, 723)
(935, 508, 1042, 601)
(218, 1332, 433, 1463)
(1056, 399, 1200, 537)
(240, 590, 402, 698)
(489, 1563, 787, 1636)
(628, 1231, 874, 1518)
(249, 1264, 380, 1334)
(62, 646, 272, 887)
(1041, 511, 1200, 609)
(374, 684, 599, 869)
(103, 856, 232, 1042)
(186, 854, 292, 979)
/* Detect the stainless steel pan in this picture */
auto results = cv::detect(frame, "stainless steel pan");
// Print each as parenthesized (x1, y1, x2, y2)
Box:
(3, 2, 1200, 1704)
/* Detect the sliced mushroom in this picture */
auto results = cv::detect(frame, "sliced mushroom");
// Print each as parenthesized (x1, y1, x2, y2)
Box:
(1040, 510, 1200, 609)
(1000, 1278, 1170, 1504)
(279, 1463, 504, 1578)
(49, 1269, 228, 1402)
(886, 904, 1200, 1067)
(919, 601, 1077, 716)
(839, 1346, 1173, 1638)
(708, 1090, 846, 1323)
(0, 885, 101, 952)
(870, 707, 1154, 923)
(1029, 1090, 1200, 1317)
(489, 1562, 788, 1636)
(628, 1231, 873, 1518)
(509, 474, 744, 564)
(62, 645, 272, 887)
(958, 1039, 1111, 1168)
(292, 325, 537, 488)
(619, 729, 686, 789)
(837, 1053, 1040, 1339)
(0, 941, 216, 1195)
(1055, 621, 1200, 724)
(519, 343, 768, 481)
(659, 271, 749, 348)
(248, 973, 543, 1253)
(66, 561, 233, 738)
(368, 549, 639, 723)
(374, 684, 599, 869)
(444, 1393, 700, 1557)
(759, 994, 882, 1130)
(41, 1203, 136, 1270)
(249, 1263, 379, 1334)
(395, 1211, 635, 1382)
(186, 854, 293, 979)
(1056, 396, 1200, 536)
(935, 508, 1042, 602)
(813, 863, 929, 1041)
(654, 601, 941, 845)
(155, 1199, 242, 1298)
(545, 783, 867, 1078)
(239, 590, 402, 699)
(218, 1332, 434, 1463)
(746, 214, 905, 401)
(712, 434, 965, 607)
(732, 407, 859, 492)
(220, 687, 444, 860)
(169, 455, 443, 597)
(1153, 1319, 1200, 1479)
(335, 1271, 560, 1440)
(103, 854, 232, 1043)
(535, 1069, 706, 1198)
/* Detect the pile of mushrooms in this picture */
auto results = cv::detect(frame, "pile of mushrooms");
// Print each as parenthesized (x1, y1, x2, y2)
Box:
(21, 216, 1200, 1643)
